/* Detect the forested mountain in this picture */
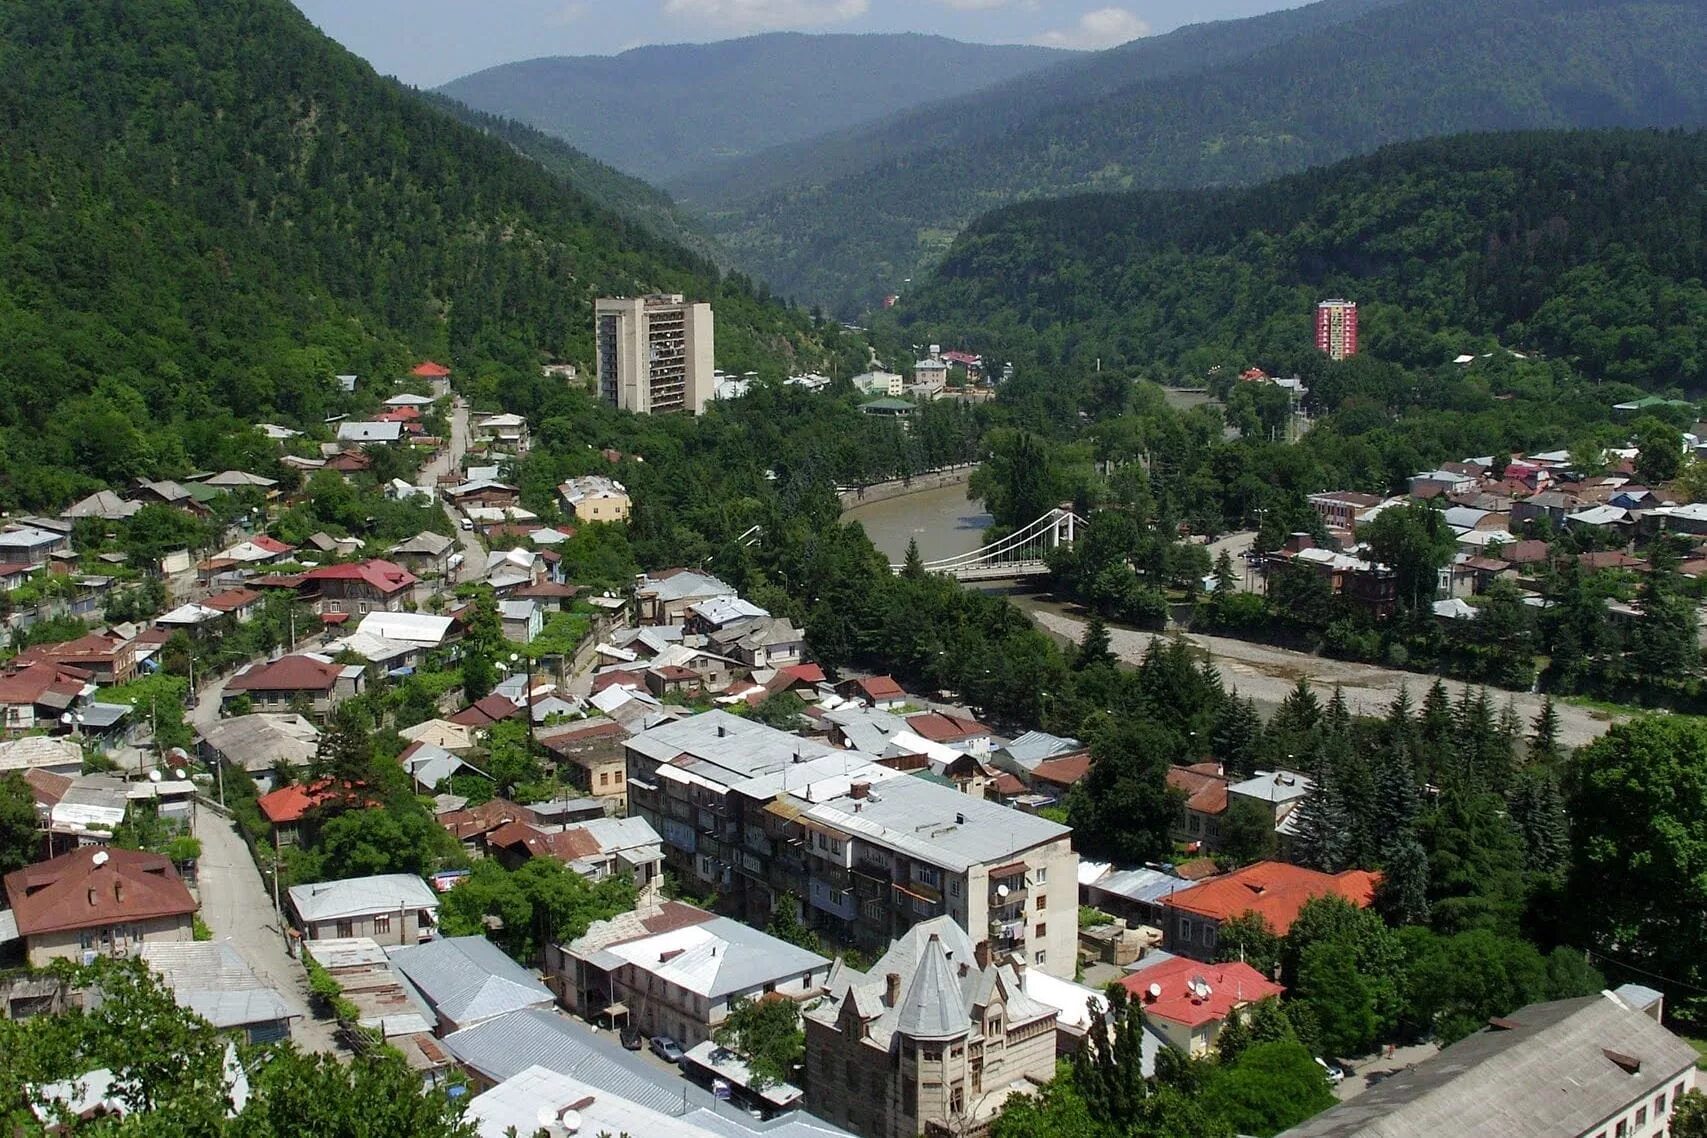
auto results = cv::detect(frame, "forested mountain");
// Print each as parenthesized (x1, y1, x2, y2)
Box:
(422, 94, 719, 261)
(900, 130, 1707, 391)
(671, 0, 1406, 207)
(701, 0, 1707, 314)
(0, 0, 850, 509)
(436, 33, 1069, 187)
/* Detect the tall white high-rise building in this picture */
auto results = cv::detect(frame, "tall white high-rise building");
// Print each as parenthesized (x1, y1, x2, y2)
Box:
(594, 294, 715, 415)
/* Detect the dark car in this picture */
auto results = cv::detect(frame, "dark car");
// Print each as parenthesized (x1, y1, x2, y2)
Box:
(619, 1025, 642, 1051)
(650, 1035, 686, 1064)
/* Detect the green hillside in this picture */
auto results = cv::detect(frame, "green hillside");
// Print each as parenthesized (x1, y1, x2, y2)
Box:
(420, 94, 720, 263)
(437, 33, 1069, 188)
(703, 0, 1707, 314)
(0, 0, 846, 509)
(900, 130, 1707, 390)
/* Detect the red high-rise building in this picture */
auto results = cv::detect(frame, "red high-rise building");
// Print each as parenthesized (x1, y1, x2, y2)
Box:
(1316, 299, 1359, 360)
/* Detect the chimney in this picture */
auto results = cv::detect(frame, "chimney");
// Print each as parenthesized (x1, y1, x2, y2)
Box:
(717, 724, 727, 738)
(885, 972, 902, 1008)
(113, 880, 123, 904)
(87, 887, 97, 907)
(1012, 954, 1027, 984)
(974, 940, 990, 971)
(850, 781, 871, 800)
(954, 812, 965, 825)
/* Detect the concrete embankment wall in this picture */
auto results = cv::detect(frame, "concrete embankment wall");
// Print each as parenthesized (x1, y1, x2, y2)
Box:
(837, 465, 974, 511)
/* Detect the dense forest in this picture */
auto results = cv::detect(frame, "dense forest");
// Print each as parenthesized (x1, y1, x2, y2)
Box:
(0, 0, 852, 509)
(697, 0, 1707, 313)
(903, 129, 1707, 391)
(438, 32, 1067, 187)
(420, 93, 720, 261)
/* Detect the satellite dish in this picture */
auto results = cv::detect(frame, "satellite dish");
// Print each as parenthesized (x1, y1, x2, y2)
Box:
(996, 884, 1009, 899)
(173, 768, 188, 781)
(559, 1108, 582, 1135)
(92, 850, 109, 867)
(148, 770, 162, 783)
(1147, 983, 1161, 1001)
(535, 1105, 558, 1134)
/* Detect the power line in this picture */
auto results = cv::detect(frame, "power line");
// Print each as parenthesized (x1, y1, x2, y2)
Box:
(1583, 949, 1707, 995)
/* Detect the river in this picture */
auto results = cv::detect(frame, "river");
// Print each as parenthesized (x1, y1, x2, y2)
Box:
(842, 479, 993, 565)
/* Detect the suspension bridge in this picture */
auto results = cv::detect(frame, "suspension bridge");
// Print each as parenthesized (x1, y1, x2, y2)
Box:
(892, 508, 1085, 582)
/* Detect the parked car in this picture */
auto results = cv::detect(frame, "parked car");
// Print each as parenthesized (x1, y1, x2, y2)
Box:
(650, 1036, 685, 1064)
(619, 1024, 641, 1051)
(1316, 1057, 1346, 1085)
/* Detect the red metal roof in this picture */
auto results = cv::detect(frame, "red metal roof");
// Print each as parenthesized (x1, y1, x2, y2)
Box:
(226, 654, 346, 693)
(1120, 957, 1283, 1028)
(852, 675, 904, 701)
(779, 663, 826, 685)
(3, 847, 196, 937)
(255, 778, 370, 824)
(1030, 753, 1092, 788)
(448, 693, 520, 727)
(1162, 861, 1379, 935)
(905, 712, 988, 743)
(203, 588, 263, 613)
(411, 361, 451, 377)
(299, 559, 418, 595)
(1166, 765, 1230, 815)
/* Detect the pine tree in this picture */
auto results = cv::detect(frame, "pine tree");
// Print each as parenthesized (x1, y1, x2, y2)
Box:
(1417, 679, 1454, 781)
(1506, 767, 1569, 878)
(901, 537, 927, 579)
(1292, 758, 1350, 873)
(1372, 741, 1421, 857)
(1214, 695, 1263, 779)
(1324, 686, 1352, 738)
(1076, 614, 1115, 671)
(1276, 678, 1323, 734)
(1213, 549, 1239, 599)
(1529, 697, 1562, 765)
(1374, 837, 1431, 926)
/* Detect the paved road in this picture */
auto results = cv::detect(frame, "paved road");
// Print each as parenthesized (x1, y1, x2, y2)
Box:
(196, 803, 341, 1054)
(1334, 1041, 1440, 1101)
(418, 395, 482, 585)
(1033, 610, 1623, 749)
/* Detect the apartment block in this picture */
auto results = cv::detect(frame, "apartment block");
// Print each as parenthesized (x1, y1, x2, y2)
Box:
(1315, 299, 1359, 361)
(595, 294, 715, 416)
(624, 711, 1080, 978)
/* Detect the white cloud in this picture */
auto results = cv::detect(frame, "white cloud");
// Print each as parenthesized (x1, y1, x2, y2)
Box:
(661, 0, 871, 29)
(1033, 6, 1149, 49)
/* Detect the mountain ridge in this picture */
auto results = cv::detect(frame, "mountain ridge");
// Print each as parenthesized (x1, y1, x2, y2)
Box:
(0, 0, 851, 509)
(437, 31, 1071, 187)
(898, 128, 1707, 392)
(695, 0, 1707, 314)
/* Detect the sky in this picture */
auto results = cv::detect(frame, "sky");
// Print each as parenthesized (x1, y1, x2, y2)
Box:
(293, 0, 1309, 88)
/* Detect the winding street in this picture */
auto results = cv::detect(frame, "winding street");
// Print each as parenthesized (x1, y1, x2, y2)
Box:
(417, 393, 483, 584)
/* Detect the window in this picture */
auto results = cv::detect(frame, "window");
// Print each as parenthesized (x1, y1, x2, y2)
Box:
(600, 772, 610, 787)
(615, 770, 624, 784)
(1188, 814, 1200, 833)
(1035, 893, 1046, 911)
(950, 1085, 964, 1115)
(1035, 923, 1047, 939)
(1034, 950, 1047, 965)
(335, 920, 354, 938)
(802, 972, 813, 988)
(374, 914, 392, 935)
(1656, 1093, 1668, 1115)
(1615, 1120, 1628, 1138)
(417, 910, 431, 929)
(1635, 1106, 1646, 1127)
(949, 879, 960, 898)
(1033, 867, 1047, 885)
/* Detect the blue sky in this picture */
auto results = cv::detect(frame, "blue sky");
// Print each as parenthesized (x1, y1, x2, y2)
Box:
(294, 0, 1308, 88)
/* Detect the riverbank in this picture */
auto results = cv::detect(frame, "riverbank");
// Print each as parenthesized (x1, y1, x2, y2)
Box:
(842, 477, 992, 565)
(836, 465, 974, 510)
(1018, 602, 1624, 749)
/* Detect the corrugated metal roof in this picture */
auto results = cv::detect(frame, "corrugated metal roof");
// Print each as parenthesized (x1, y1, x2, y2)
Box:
(387, 936, 554, 1027)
